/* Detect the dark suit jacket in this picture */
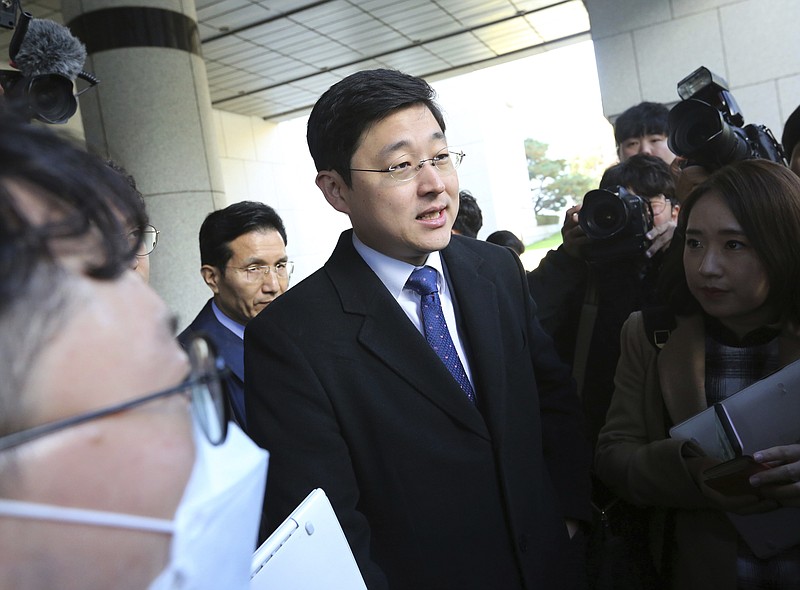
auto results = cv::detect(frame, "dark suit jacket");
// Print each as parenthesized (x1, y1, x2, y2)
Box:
(178, 299, 247, 428)
(245, 231, 591, 589)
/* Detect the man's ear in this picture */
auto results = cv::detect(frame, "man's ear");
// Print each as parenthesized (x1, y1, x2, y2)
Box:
(200, 265, 221, 294)
(316, 170, 351, 215)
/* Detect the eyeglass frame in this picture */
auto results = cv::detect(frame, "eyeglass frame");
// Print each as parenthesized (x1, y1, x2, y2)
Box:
(128, 224, 160, 257)
(0, 334, 229, 452)
(228, 261, 295, 282)
(644, 194, 671, 215)
(350, 147, 466, 182)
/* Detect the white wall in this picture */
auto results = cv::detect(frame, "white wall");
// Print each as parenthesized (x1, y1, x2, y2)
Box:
(209, 41, 616, 282)
(433, 79, 543, 245)
(586, 0, 800, 138)
(202, 0, 800, 298)
(211, 91, 537, 285)
(57, 0, 798, 327)
(213, 110, 348, 285)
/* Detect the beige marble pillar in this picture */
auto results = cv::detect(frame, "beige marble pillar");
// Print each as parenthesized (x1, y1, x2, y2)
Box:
(64, 0, 224, 329)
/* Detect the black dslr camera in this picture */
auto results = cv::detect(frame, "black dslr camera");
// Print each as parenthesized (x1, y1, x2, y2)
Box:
(578, 186, 653, 263)
(668, 66, 787, 169)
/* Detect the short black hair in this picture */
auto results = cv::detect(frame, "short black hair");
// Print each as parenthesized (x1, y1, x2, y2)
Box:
(614, 102, 670, 145)
(306, 69, 446, 186)
(486, 230, 525, 255)
(452, 190, 483, 238)
(199, 201, 287, 271)
(599, 154, 676, 202)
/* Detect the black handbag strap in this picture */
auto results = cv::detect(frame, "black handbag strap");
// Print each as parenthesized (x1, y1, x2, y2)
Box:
(641, 304, 676, 351)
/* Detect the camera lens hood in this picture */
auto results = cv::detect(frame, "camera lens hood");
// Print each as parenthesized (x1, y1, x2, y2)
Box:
(668, 99, 750, 165)
(25, 74, 77, 124)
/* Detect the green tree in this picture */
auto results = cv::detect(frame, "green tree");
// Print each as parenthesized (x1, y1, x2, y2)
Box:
(525, 138, 598, 214)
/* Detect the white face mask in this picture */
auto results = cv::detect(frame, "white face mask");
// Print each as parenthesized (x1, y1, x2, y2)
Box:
(0, 422, 268, 590)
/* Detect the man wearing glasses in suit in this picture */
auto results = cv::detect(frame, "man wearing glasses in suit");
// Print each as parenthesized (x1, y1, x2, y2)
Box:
(245, 69, 591, 590)
(180, 201, 292, 429)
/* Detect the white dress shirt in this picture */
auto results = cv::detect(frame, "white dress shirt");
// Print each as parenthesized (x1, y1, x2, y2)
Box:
(352, 233, 474, 385)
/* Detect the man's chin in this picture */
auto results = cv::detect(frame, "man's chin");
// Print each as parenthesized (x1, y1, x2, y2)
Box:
(427, 229, 453, 251)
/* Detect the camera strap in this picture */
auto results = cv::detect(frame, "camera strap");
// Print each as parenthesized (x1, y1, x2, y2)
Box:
(572, 282, 675, 396)
(572, 275, 599, 400)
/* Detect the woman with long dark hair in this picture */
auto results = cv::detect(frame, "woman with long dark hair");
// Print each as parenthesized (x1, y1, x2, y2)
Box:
(596, 159, 800, 589)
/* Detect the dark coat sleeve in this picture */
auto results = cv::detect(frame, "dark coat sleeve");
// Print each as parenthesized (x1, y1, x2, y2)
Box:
(512, 248, 592, 522)
(526, 245, 587, 340)
(244, 286, 390, 589)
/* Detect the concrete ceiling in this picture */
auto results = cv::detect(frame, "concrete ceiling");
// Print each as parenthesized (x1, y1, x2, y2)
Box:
(2, 0, 590, 122)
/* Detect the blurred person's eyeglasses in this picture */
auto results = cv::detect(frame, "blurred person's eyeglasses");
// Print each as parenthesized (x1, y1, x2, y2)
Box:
(0, 335, 229, 452)
(128, 224, 160, 256)
(350, 147, 465, 182)
(230, 261, 294, 282)
(646, 195, 670, 215)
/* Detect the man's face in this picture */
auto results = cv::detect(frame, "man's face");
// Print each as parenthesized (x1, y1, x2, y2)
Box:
(618, 133, 676, 165)
(0, 272, 194, 587)
(321, 104, 459, 266)
(203, 229, 289, 325)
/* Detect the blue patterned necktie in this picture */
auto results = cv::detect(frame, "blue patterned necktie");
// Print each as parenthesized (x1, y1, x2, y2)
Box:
(405, 266, 476, 403)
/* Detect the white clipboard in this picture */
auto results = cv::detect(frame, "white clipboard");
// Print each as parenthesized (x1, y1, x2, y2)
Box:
(250, 488, 368, 589)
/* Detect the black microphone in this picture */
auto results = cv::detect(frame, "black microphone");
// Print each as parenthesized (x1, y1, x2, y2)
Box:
(11, 14, 86, 79)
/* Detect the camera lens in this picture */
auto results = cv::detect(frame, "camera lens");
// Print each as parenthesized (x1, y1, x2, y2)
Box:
(668, 99, 750, 165)
(579, 189, 629, 239)
(591, 203, 619, 231)
(25, 74, 77, 124)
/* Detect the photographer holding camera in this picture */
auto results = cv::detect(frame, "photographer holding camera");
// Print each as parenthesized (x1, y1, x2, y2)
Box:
(530, 154, 679, 445)
(528, 154, 679, 589)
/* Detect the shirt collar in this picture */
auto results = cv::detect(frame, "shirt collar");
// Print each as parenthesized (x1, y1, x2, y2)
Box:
(351, 232, 445, 297)
(211, 299, 246, 340)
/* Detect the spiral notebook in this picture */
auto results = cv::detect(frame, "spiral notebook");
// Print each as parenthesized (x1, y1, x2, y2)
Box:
(250, 488, 367, 589)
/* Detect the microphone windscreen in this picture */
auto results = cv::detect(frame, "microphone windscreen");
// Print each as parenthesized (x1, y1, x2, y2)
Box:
(13, 19, 86, 79)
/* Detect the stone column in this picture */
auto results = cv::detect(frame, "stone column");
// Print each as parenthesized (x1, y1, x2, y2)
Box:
(64, 0, 223, 328)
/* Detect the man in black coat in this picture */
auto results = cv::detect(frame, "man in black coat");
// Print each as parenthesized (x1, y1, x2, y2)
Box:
(245, 69, 591, 590)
